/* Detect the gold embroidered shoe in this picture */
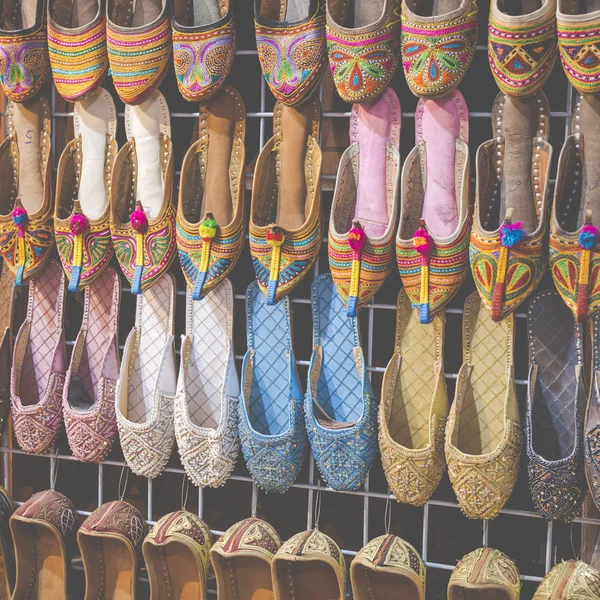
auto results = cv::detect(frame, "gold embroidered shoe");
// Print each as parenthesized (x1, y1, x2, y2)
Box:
(445, 292, 522, 520)
(471, 91, 551, 322)
(177, 85, 245, 300)
(250, 97, 321, 305)
(533, 560, 600, 599)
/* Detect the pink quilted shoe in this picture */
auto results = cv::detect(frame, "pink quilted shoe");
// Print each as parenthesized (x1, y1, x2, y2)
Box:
(11, 260, 66, 454)
(63, 267, 121, 462)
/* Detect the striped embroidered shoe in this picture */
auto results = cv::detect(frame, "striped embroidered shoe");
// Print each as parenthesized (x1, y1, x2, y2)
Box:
(533, 560, 600, 599)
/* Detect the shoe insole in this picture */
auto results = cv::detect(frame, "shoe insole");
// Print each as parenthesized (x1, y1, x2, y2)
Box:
(215, 556, 274, 600)
(577, 95, 600, 229)
(74, 88, 117, 220)
(51, 0, 98, 28)
(0, 263, 15, 337)
(259, 0, 309, 22)
(275, 561, 341, 600)
(145, 543, 202, 600)
(499, 0, 543, 16)
(353, 567, 420, 600)
(130, 0, 162, 27)
(409, 0, 462, 17)
(460, 591, 511, 600)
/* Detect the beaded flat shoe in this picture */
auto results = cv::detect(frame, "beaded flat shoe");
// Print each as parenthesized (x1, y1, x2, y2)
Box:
(0, 486, 15, 599)
(55, 87, 116, 293)
(305, 274, 377, 491)
(177, 85, 245, 301)
(329, 87, 400, 317)
(250, 97, 321, 305)
(533, 560, 600, 599)
(0, 265, 15, 437)
(471, 91, 551, 321)
(585, 313, 600, 510)
(238, 281, 307, 493)
(445, 292, 522, 520)
(396, 90, 470, 324)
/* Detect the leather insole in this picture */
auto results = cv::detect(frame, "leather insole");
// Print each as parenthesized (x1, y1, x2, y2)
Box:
(409, 0, 462, 18)
(259, 0, 309, 22)
(459, 590, 511, 600)
(111, 0, 161, 31)
(275, 562, 340, 600)
(215, 556, 274, 600)
(499, 0, 543, 15)
(51, 0, 98, 28)
(0, 0, 37, 29)
(145, 544, 201, 600)
(353, 568, 420, 600)
(578, 95, 600, 228)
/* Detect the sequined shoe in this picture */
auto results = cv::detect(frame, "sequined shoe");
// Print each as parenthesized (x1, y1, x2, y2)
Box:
(11, 260, 66, 455)
(585, 313, 600, 510)
(177, 86, 245, 300)
(250, 97, 321, 305)
(326, 0, 401, 103)
(329, 87, 400, 316)
(305, 274, 377, 491)
(0, 265, 15, 436)
(533, 560, 600, 599)
(55, 88, 116, 293)
(401, 0, 478, 98)
(445, 292, 522, 520)
(351, 535, 426, 600)
(379, 290, 447, 506)
(0, 97, 53, 286)
(238, 281, 307, 493)
(254, 0, 326, 105)
(471, 91, 551, 321)
(172, 0, 235, 102)
(47, 0, 108, 101)
(0, 0, 49, 101)
(110, 90, 176, 295)
(0, 486, 15, 599)
(396, 90, 470, 324)
(175, 280, 239, 488)
(489, 0, 557, 97)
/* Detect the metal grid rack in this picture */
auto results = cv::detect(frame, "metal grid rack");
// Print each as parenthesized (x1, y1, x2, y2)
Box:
(1, 2, 599, 598)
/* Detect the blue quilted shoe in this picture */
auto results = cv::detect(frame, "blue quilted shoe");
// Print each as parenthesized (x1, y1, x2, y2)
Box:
(238, 281, 307, 493)
(304, 274, 378, 491)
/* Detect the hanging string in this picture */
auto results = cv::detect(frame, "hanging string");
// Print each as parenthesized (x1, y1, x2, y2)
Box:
(118, 465, 130, 501)
(50, 447, 60, 490)
(314, 480, 322, 530)
(181, 475, 190, 511)
(384, 488, 392, 535)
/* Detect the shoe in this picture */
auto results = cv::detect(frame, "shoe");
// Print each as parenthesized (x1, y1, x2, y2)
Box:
(174, 279, 239, 488)
(526, 290, 586, 521)
(250, 97, 321, 305)
(211, 518, 281, 600)
(304, 274, 377, 491)
(78, 500, 145, 600)
(445, 292, 522, 520)
(550, 94, 600, 322)
(0, 487, 15, 599)
(533, 560, 600, 599)
(471, 91, 551, 321)
(110, 89, 176, 295)
(47, 0, 108, 101)
(11, 260, 66, 455)
(586, 312, 600, 510)
(379, 290, 448, 506)
(329, 87, 400, 317)
(116, 272, 176, 478)
(448, 548, 521, 600)
(171, 0, 235, 102)
(0, 97, 53, 287)
(10, 490, 76, 600)
(272, 529, 346, 600)
(143, 510, 212, 600)
(106, 0, 171, 105)
(63, 267, 120, 463)
(489, 0, 557, 97)
(351, 534, 426, 600)
(254, 0, 326, 106)
(238, 281, 306, 493)
(0, 265, 16, 436)
(401, 0, 478, 98)
(55, 87, 116, 293)
(326, 0, 401, 103)
(396, 90, 470, 324)
(177, 85, 245, 300)
(0, 0, 49, 101)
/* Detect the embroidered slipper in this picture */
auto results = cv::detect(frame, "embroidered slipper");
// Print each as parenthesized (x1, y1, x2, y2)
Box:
(0, 97, 53, 287)
(250, 97, 322, 305)
(329, 87, 400, 317)
(272, 529, 346, 600)
(55, 87, 116, 293)
(304, 274, 377, 491)
(238, 281, 306, 493)
(586, 313, 600, 511)
(111, 89, 176, 295)
(172, 0, 235, 102)
(0, 264, 15, 435)
(350, 535, 426, 600)
(471, 91, 551, 321)
(326, 0, 401, 103)
(116, 272, 177, 478)
(174, 279, 239, 488)
(533, 560, 600, 599)
(143, 510, 212, 600)
(63, 266, 120, 463)
(0, 0, 50, 101)
(0, 486, 15, 598)
(445, 292, 522, 520)
(551, 94, 600, 322)
(11, 260, 66, 455)
(379, 290, 447, 506)
(397, 90, 470, 324)
(177, 85, 245, 301)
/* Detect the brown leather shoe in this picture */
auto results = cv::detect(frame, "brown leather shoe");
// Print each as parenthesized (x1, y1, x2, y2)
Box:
(0, 486, 15, 599)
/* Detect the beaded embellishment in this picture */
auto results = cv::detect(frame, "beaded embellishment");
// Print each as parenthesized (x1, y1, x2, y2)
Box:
(212, 518, 281, 559)
(558, 18, 600, 95)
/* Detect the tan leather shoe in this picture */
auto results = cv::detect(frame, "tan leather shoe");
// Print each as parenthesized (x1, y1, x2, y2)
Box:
(0, 486, 15, 599)
(533, 560, 600, 599)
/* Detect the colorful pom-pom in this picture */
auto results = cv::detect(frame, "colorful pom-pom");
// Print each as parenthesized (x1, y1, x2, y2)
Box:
(130, 207, 148, 233)
(348, 224, 366, 252)
(500, 222, 526, 248)
(199, 215, 217, 242)
(579, 224, 599, 250)
(413, 227, 433, 255)
(266, 226, 285, 247)
(69, 213, 88, 235)
(12, 207, 27, 226)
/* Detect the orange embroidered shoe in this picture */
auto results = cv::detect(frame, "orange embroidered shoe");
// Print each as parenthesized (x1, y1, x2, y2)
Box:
(250, 97, 322, 305)
(471, 91, 551, 321)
